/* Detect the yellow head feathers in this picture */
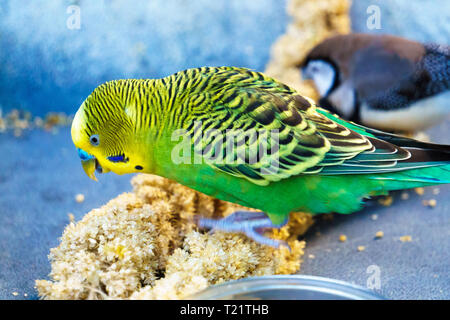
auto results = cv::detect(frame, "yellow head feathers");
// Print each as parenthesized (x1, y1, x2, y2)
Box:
(71, 81, 149, 180)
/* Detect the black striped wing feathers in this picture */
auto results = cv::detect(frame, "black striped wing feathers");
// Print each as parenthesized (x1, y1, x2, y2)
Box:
(181, 67, 415, 185)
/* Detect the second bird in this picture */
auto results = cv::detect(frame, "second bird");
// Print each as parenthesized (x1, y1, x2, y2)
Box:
(301, 33, 450, 132)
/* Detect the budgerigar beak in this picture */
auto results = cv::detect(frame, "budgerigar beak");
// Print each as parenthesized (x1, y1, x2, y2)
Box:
(77, 148, 98, 181)
(81, 158, 98, 181)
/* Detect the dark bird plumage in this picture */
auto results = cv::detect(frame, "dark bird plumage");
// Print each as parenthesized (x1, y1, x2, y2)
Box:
(300, 33, 450, 132)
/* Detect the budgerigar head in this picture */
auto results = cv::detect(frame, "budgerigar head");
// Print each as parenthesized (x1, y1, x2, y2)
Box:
(71, 81, 147, 180)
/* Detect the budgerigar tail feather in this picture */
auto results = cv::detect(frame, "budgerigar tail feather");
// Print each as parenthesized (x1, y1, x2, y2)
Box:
(381, 131, 450, 173)
(369, 135, 450, 189)
(371, 164, 450, 186)
(317, 107, 450, 175)
(367, 128, 450, 155)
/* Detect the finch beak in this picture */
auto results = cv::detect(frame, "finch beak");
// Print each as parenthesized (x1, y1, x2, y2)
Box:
(300, 67, 312, 80)
(81, 158, 98, 181)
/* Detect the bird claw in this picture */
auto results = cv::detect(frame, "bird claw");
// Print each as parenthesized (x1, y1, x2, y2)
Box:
(196, 211, 290, 250)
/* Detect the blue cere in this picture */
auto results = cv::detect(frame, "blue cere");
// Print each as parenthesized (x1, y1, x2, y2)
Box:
(77, 148, 94, 161)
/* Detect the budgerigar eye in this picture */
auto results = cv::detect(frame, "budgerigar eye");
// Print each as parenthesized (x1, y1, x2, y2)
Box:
(90, 134, 100, 146)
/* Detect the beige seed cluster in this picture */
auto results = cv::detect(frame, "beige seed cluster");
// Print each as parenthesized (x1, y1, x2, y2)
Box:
(36, 174, 312, 300)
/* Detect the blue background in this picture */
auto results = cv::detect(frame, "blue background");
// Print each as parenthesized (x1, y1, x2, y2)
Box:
(1, 0, 450, 116)
(0, 0, 288, 115)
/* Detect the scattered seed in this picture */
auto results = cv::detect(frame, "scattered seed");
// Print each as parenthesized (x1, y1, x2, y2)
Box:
(399, 235, 412, 242)
(378, 195, 393, 207)
(339, 234, 347, 242)
(432, 188, 440, 195)
(308, 254, 315, 259)
(357, 246, 366, 252)
(371, 214, 378, 221)
(12, 292, 19, 296)
(422, 199, 437, 208)
(75, 194, 85, 203)
(375, 231, 384, 239)
(415, 187, 425, 196)
(401, 192, 409, 200)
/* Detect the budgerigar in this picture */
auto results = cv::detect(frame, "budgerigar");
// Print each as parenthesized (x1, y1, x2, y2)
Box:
(71, 67, 450, 247)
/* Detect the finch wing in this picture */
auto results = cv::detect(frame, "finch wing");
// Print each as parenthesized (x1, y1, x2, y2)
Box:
(356, 43, 450, 110)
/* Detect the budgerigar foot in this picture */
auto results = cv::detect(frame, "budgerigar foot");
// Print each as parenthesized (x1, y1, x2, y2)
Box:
(196, 211, 290, 249)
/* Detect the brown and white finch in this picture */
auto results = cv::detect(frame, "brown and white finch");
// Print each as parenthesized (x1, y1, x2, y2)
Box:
(300, 33, 450, 132)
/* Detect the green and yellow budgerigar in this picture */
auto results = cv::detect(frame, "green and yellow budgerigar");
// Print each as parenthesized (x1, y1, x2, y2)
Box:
(71, 67, 450, 247)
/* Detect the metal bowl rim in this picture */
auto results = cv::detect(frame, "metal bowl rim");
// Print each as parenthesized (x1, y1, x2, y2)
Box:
(188, 274, 385, 300)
